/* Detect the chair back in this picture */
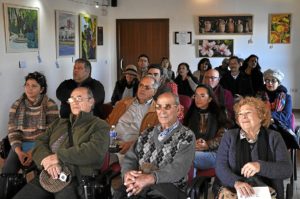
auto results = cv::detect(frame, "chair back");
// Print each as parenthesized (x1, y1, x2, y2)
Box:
(179, 95, 192, 115)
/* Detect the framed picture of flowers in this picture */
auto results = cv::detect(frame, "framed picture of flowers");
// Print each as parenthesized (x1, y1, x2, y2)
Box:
(79, 13, 97, 61)
(268, 13, 291, 44)
(198, 39, 233, 58)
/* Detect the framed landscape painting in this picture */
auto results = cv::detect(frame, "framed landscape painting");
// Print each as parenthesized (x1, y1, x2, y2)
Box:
(4, 4, 39, 53)
(268, 13, 291, 44)
(79, 13, 97, 61)
(56, 10, 76, 57)
(198, 39, 234, 57)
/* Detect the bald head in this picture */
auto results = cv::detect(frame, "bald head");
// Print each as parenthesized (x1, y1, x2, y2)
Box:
(203, 69, 220, 89)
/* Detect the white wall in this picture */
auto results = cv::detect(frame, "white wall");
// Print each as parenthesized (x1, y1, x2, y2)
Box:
(0, 0, 299, 137)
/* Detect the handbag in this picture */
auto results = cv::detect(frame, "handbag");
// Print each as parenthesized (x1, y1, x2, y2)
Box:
(0, 173, 26, 199)
(0, 136, 11, 159)
(39, 166, 72, 193)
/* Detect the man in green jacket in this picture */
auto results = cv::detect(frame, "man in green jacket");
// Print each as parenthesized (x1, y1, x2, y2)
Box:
(14, 87, 110, 199)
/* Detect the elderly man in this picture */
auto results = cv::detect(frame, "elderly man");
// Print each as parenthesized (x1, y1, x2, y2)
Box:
(107, 76, 159, 164)
(56, 58, 105, 118)
(113, 92, 195, 199)
(14, 87, 110, 199)
(203, 69, 234, 119)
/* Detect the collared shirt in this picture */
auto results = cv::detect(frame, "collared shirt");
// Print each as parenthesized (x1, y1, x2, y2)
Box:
(116, 98, 152, 141)
(157, 120, 180, 141)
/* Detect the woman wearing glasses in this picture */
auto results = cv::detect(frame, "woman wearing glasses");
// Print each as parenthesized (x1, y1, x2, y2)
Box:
(2, 72, 59, 175)
(184, 84, 229, 174)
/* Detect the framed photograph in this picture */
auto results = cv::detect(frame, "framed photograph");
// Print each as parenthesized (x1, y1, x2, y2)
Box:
(4, 4, 39, 53)
(198, 39, 234, 57)
(198, 15, 253, 35)
(55, 10, 76, 57)
(268, 13, 291, 44)
(175, 31, 192, 45)
(97, 27, 103, 46)
(79, 13, 97, 61)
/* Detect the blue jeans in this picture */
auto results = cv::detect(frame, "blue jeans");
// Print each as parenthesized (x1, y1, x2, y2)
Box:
(193, 151, 217, 176)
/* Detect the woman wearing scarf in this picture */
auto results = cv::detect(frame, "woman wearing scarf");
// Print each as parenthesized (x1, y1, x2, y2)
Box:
(2, 72, 59, 174)
(184, 84, 229, 175)
(215, 97, 292, 199)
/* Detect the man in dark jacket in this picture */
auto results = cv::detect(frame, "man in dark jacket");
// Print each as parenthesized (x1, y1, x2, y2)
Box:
(56, 58, 105, 118)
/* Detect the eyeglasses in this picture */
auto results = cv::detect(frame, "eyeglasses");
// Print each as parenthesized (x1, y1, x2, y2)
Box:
(147, 72, 160, 77)
(67, 96, 91, 104)
(237, 111, 253, 118)
(204, 76, 219, 81)
(265, 79, 278, 84)
(138, 83, 153, 90)
(155, 104, 177, 111)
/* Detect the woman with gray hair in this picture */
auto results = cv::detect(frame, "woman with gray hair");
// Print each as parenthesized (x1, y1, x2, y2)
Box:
(262, 69, 293, 135)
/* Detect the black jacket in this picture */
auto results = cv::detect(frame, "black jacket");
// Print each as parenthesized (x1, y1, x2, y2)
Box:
(111, 78, 139, 105)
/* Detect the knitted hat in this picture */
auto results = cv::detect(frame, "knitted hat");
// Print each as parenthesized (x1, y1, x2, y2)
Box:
(263, 69, 284, 83)
(123, 65, 138, 76)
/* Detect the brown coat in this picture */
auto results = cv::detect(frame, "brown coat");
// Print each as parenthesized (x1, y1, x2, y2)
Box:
(106, 97, 159, 133)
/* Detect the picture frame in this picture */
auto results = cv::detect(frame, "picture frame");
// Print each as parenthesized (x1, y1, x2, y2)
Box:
(79, 13, 97, 61)
(268, 13, 291, 44)
(4, 3, 39, 53)
(174, 31, 192, 45)
(198, 15, 253, 35)
(97, 26, 103, 46)
(55, 10, 76, 57)
(197, 39, 234, 58)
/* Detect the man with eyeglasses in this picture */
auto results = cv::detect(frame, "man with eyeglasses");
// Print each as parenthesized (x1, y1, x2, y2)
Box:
(203, 69, 234, 119)
(14, 87, 109, 199)
(56, 58, 105, 119)
(113, 92, 195, 199)
(107, 76, 159, 165)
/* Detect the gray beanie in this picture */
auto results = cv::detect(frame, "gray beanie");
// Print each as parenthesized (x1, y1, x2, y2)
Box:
(263, 69, 284, 83)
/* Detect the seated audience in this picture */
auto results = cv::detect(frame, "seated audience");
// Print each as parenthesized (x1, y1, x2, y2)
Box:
(2, 72, 58, 175)
(220, 56, 254, 98)
(107, 76, 159, 164)
(137, 54, 150, 79)
(203, 69, 234, 119)
(14, 87, 110, 199)
(113, 92, 195, 199)
(56, 58, 105, 118)
(215, 97, 292, 199)
(111, 64, 139, 105)
(184, 84, 228, 174)
(161, 57, 175, 80)
(215, 58, 229, 78)
(240, 54, 264, 95)
(193, 58, 212, 82)
(174, 62, 198, 97)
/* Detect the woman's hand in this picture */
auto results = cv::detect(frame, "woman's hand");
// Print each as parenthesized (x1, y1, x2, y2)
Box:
(234, 181, 255, 197)
(195, 139, 209, 151)
(241, 162, 260, 178)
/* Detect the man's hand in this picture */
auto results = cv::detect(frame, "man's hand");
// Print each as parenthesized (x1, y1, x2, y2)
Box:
(15, 147, 31, 166)
(124, 170, 155, 196)
(41, 154, 59, 170)
(119, 141, 134, 154)
(46, 164, 62, 179)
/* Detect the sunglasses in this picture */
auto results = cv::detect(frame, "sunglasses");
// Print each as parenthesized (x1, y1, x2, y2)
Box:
(155, 104, 177, 111)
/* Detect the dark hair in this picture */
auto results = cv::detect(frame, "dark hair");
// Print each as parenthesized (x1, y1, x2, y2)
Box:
(229, 56, 240, 63)
(184, 84, 227, 128)
(240, 54, 261, 72)
(25, 71, 47, 94)
(75, 58, 92, 76)
(148, 64, 163, 76)
(161, 57, 172, 70)
(197, 58, 212, 71)
(138, 54, 149, 63)
(177, 62, 193, 77)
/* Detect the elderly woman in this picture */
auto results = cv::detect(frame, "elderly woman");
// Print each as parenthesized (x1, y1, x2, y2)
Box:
(215, 97, 292, 199)
(2, 72, 58, 174)
(184, 84, 229, 174)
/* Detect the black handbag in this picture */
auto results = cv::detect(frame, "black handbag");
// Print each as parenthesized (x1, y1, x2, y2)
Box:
(0, 136, 11, 159)
(0, 173, 26, 199)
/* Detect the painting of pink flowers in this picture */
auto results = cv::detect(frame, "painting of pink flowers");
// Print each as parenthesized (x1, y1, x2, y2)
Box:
(198, 39, 233, 57)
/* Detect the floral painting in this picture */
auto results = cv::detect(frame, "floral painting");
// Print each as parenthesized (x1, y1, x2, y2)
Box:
(79, 13, 97, 61)
(269, 13, 291, 44)
(198, 39, 233, 57)
(4, 4, 39, 53)
(56, 10, 76, 57)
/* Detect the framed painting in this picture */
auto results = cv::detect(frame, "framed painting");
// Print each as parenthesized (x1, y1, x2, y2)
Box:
(268, 13, 291, 44)
(79, 13, 97, 61)
(55, 10, 76, 57)
(198, 39, 234, 57)
(4, 4, 39, 53)
(198, 15, 253, 35)
(97, 26, 103, 46)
